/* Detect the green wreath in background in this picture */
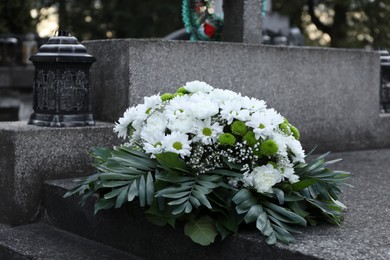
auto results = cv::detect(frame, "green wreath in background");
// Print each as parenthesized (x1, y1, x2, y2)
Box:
(182, 0, 267, 41)
(182, 0, 224, 41)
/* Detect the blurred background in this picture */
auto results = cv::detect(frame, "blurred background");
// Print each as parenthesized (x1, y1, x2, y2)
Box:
(0, 0, 390, 121)
(0, 0, 389, 48)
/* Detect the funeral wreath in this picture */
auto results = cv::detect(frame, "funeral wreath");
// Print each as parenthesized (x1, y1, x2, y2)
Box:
(65, 81, 350, 246)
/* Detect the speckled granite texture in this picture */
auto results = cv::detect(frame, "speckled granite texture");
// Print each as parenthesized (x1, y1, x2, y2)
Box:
(0, 121, 120, 225)
(84, 39, 388, 153)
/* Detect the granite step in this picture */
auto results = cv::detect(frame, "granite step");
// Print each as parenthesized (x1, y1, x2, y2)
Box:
(43, 180, 313, 260)
(0, 222, 141, 260)
(43, 149, 390, 260)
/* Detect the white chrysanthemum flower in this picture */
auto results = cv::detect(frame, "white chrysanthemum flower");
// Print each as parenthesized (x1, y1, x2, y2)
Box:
(250, 165, 282, 193)
(193, 117, 223, 145)
(184, 80, 214, 93)
(144, 94, 162, 114)
(167, 116, 200, 134)
(142, 130, 165, 156)
(161, 132, 192, 158)
(246, 109, 284, 140)
(281, 166, 300, 183)
(220, 100, 250, 124)
(286, 136, 305, 163)
(188, 93, 219, 119)
(165, 95, 191, 121)
(272, 132, 289, 157)
(209, 88, 241, 105)
(242, 96, 267, 113)
(114, 106, 138, 139)
(144, 112, 167, 133)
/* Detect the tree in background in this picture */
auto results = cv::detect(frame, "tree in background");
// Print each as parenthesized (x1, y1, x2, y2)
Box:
(273, 0, 390, 48)
(0, 0, 389, 48)
(34, 0, 183, 40)
(0, 0, 36, 34)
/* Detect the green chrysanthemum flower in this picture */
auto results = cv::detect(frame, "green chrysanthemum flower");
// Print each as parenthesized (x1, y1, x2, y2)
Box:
(176, 86, 189, 94)
(290, 125, 300, 140)
(218, 133, 236, 147)
(279, 122, 291, 135)
(243, 131, 257, 146)
(231, 121, 247, 136)
(259, 140, 279, 156)
(161, 93, 174, 101)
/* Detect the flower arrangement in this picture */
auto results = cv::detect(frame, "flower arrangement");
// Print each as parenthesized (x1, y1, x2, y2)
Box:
(65, 81, 350, 246)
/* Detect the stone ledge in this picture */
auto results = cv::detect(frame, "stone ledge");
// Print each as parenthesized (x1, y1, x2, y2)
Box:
(0, 223, 139, 259)
(0, 121, 120, 225)
(43, 149, 390, 259)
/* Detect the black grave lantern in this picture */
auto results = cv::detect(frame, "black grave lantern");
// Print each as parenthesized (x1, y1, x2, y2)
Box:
(28, 30, 96, 127)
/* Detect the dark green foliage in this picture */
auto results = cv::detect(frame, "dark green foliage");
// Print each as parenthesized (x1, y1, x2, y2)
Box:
(65, 146, 350, 246)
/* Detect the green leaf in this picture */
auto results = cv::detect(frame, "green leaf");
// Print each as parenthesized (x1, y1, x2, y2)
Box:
(104, 185, 128, 200)
(94, 198, 115, 214)
(184, 216, 218, 246)
(171, 203, 187, 215)
(244, 204, 264, 224)
(128, 180, 138, 201)
(162, 191, 191, 199)
(145, 200, 176, 227)
(288, 201, 310, 218)
(99, 172, 137, 180)
(146, 172, 154, 205)
(232, 189, 253, 205)
(291, 179, 318, 191)
(115, 185, 129, 208)
(189, 196, 201, 208)
(215, 221, 232, 240)
(102, 180, 131, 188)
(193, 190, 212, 208)
(156, 175, 196, 183)
(272, 224, 295, 244)
(138, 175, 146, 207)
(155, 152, 188, 173)
(263, 201, 307, 226)
(272, 188, 285, 204)
(168, 196, 189, 206)
(265, 232, 277, 245)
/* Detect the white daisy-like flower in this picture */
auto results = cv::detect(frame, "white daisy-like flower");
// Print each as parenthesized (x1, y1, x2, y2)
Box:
(184, 80, 214, 93)
(144, 112, 167, 133)
(114, 106, 137, 139)
(193, 117, 223, 145)
(165, 95, 191, 121)
(246, 109, 284, 140)
(272, 132, 289, 157)
(144, 94, 162, 115)
(161, 132, 192, 158)
(209, 88, 241, 105)
(286, 136, 305, 163)
(142, 130, 165, 156)
(188, 93, 219, 119)
(167, 116, 200, 134)
(220, 100, 250, 124)
(242, 96, 267, 113)
(250, 165, 282, 193)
